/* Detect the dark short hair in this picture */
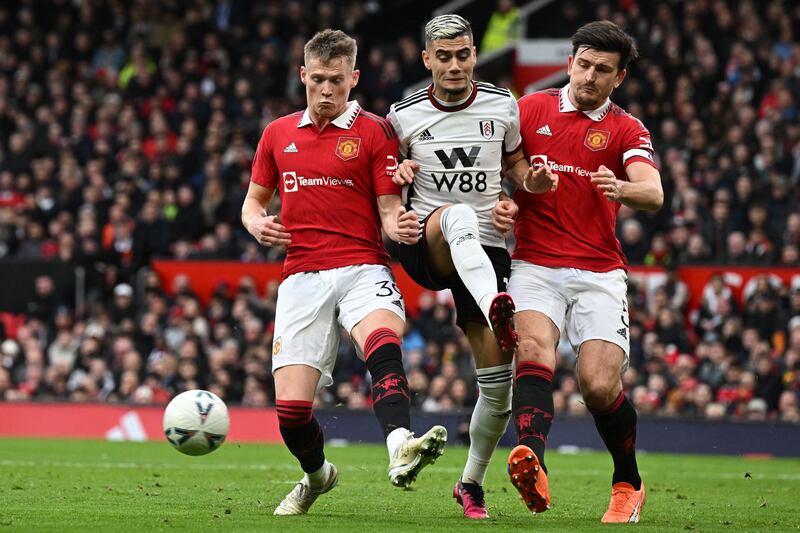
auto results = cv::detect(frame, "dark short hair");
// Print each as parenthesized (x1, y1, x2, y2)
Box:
(304, 29, 357, 67)
(571, 20, 638, 70)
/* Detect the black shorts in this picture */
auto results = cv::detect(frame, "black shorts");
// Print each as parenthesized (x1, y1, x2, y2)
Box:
(397, 212, 511, 333)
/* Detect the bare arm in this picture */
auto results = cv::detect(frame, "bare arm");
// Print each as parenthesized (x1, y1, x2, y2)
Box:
(377, 194, 419, 244)
(241, 181, 291, 246)
(591, 162, 663, 211)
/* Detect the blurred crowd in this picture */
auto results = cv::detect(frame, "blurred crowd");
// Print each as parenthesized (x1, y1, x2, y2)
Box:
(0, 1, 799, 423)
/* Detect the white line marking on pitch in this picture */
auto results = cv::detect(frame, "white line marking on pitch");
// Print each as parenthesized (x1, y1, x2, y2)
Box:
(1, 459, 799, 481)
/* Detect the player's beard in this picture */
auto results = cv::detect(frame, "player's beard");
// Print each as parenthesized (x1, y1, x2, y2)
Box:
(574, 83, 606, 109)
(441, 82, 470, 99)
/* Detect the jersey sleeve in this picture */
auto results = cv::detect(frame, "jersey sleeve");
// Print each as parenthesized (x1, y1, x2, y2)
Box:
(386, 106, 409, 160)
(371, 122, 402, 197)
(503, 96, 523, 154)
(251, 124, 279, 188)
(621, 118, 657, 169)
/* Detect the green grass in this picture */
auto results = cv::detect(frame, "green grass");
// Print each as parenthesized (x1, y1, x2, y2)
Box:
(1, 438, 798, 532)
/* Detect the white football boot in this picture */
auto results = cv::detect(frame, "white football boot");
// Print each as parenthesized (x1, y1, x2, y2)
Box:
(274, 463, 339, 515)
(388, 425, 448, 488)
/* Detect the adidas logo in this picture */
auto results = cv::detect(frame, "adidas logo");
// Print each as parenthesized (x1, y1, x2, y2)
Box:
(391, 299, 404, 310)
(284, 142, 298, 153)
(105, 411, 147, 442)
(616, 327, 628, 340)
(536, 125, 553, 136)
(418, 129, 434, 141)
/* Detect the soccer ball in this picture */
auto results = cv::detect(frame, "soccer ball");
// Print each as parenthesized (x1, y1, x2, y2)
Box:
(163, 390, 230, 456)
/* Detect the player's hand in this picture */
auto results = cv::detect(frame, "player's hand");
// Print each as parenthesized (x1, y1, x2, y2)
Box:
(247, 215, 291, 247)
(591, 165, 625, 202)
(523, 163, 558, 193)
(393, 159, 419, 186)
(492, 199, 518, 233)
(389, 206, 419, 244)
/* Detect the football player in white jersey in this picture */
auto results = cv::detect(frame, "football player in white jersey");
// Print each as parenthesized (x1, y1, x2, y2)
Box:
(387, 14, 557, 519)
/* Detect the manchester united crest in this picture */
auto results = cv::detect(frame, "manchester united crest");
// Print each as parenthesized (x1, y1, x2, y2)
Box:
(584, 129, 610, 151)
(272, 337, 282, 357)
(336, 137, 361, 161)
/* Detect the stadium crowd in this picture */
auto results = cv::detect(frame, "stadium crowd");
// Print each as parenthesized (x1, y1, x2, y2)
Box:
(0, 0, 799, 423)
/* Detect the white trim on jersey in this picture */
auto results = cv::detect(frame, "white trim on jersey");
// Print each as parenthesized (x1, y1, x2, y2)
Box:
(622, 148, 654, 163)
(297, 100, 361, 129)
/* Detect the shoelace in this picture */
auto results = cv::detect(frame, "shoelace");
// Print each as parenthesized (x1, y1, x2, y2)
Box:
(462, 482, 486, 508)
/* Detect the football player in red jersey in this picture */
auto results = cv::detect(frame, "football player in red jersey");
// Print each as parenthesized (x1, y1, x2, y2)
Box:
(496, 21, 663, 523)
(241, 30, 447, 516)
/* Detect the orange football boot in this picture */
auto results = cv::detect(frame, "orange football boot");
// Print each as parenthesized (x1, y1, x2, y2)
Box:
(601, 481, 646, 523)
(507, 445, 550, 513)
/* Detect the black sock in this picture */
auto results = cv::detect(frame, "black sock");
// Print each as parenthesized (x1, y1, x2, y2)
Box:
(365, 328, 410, 438)
(590, 392, 641, 490)
(513, 361, 554, 473)
(276, 400, 325, 473)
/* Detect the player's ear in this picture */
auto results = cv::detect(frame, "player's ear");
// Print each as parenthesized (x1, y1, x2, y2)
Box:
(422, 49, 431, 71)
(614, 68, 627, 88)
(350, 69, 360, 88)
(300, 65, 307, 85)
(567, 55, 574, 76)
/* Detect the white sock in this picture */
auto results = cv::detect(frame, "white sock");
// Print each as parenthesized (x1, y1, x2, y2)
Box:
(461, 364, 513, 486)
(386, 427, 412, 459)
(306, 460, 331, 488)
(439, 204, 498, 324)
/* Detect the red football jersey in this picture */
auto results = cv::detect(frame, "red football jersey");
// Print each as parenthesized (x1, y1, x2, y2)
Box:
(513, 86, 657, 272)
(251, 101, 401, 279)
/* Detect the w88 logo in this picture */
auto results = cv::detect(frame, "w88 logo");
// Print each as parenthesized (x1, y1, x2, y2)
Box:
(431, 171, 488, 192)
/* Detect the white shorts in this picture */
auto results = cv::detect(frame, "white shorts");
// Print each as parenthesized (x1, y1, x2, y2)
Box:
(507, 261, 630, 363)
(271, 264, 405, 389)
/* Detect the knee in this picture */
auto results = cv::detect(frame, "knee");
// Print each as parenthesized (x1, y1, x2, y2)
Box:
(441, 203, 478, 235)
(517, 337, 556, 367)
(579, 377, 619, 410)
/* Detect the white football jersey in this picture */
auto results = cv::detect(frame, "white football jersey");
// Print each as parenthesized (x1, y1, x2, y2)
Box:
(388, 81, 522, 248)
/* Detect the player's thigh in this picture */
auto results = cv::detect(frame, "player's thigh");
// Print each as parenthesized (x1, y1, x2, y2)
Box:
(274, 365, 322, 402)
(336, 264, 406, 358)
(272, 272, 340, 390)
(507, 261, 568, 365)
(422, 205, 456, 278)
(465, 320, 512, 368)
(566, 268, 630, 371)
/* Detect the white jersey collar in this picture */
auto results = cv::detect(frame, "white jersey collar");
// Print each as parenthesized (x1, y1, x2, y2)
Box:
(297, 100, 361, 129)
(559, 84, 610, 122)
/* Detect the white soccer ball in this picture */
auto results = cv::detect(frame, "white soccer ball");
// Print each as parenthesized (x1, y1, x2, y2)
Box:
(163, 390, 230, 456)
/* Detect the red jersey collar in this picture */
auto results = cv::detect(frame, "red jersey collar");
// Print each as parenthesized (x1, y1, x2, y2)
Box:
(297, 100, 362, 129)
(559, 84, 611, 122)
(427, 81, 478, 112)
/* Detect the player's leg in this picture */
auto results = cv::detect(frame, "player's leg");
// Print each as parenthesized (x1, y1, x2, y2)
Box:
(341, 265, 446, 488)
(426, 205, 518, 351)
(271, 273, 339, 516)
(453, 321, 513, 519)
(450, 248, 513, 518)
(569, 268, 644, 523)
(505, 262, 568, 513)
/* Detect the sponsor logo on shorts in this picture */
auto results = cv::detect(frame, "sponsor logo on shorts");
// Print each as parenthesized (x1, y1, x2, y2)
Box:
(272, 337, 282, 356)
(616, 328, 628, 340)
(454, 234, 476, 245)
(391, 299, 404, 310)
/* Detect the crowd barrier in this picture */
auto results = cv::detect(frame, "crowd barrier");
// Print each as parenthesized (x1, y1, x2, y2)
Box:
(1, 402, 798, 457)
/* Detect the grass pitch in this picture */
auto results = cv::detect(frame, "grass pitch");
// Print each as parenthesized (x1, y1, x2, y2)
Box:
(1, 438, 798, 532)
